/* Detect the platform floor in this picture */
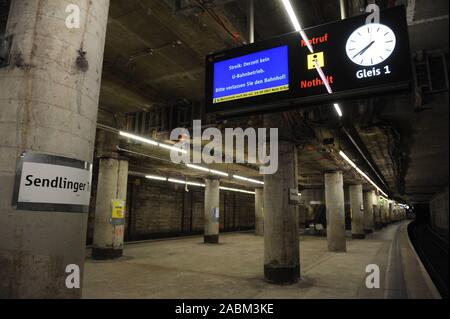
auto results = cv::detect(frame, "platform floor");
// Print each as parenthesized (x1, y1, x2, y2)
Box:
(82, 221, 438, 299)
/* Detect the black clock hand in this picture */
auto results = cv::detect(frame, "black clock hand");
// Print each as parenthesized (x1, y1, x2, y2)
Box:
(352, 40, 375, 59)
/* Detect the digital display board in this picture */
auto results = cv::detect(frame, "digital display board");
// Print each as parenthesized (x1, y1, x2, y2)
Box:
(205, 6, 413, 117)
(212, 46, 289, 104)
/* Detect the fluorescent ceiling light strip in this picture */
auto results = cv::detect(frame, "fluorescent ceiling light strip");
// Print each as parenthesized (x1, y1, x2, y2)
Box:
(299, 30, 313, 53)
(142, 173, 259, 195)
(281, 0, 301, 31)
(158, 142, 187, 154)
(186, 164, 229, 177)
(280, 1, 341, 116)
(219, 186, 255, 195)
(314, 62, 343, 117)
(339, 151, 388, 197)
(186, 181, 206, 187)
(281, 0, 313, 53)
(167, 178, 205, 187)
(145, 175, 167, 181)
(313, 60, 332, 94)
(119, 131, 186, 154)
(119, 131, 158, 146)
(167, 178, 185, 184)
(232, 174, 264, 185)
(209, 169, 229, 177)
(333, 103, 343, 117)
(186, 164, 210, 173)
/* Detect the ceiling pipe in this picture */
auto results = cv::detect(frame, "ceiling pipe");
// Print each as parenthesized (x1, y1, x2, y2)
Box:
(340, 0, 348, 19)
(247, 0, 254, 44)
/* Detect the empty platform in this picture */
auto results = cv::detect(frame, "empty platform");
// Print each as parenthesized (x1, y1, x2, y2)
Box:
(83, 221, 439, 299)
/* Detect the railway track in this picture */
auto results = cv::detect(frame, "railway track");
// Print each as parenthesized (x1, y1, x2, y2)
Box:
(408, 221, 449, 299)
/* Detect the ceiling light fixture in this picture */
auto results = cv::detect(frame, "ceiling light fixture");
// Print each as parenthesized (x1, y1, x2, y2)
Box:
(333, 103, 343, 117)
(339, 150, 388, 197)
(145, 175, 167, 181)
(158, 142, 187, 154)
(168, 178, 205, 187)
(186, 164, 229, 177)
(219, 186, 255, 195)
(138, 173, 258, 195)
(119, 131, 158, 146)
(186, 164, 210, 173)
(119, 131, 186, 154)
(209, 169, 229, 177)
(232, 174, 264, 185)
(280, 1, 344, 118)
(280, 0, 313, 53)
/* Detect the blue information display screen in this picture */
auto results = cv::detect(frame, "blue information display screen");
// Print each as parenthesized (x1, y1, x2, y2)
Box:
(212, 45, 289, 104)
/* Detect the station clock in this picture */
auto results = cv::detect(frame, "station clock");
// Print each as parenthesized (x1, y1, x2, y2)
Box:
(345, 23, 396, 66)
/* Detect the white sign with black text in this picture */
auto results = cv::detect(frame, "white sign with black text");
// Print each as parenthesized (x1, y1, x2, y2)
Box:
(18, 162, 92, 206)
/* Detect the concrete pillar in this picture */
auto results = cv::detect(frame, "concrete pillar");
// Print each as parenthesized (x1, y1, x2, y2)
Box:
(363, 190, 375, 233)
(388, 201, 394, 223)
(255, 188, 264, 236)
(383, 202, 389, 224)
(325, 171, 346, 252)
(92, 131, 128, 259)
(349, 184, 365, 239)
(298, 204, 306, 229)
(264, 140, 299, 284)
(204, 178, 220, 243)
(371, 191, 380, 230)
(0, 0, 110, 298)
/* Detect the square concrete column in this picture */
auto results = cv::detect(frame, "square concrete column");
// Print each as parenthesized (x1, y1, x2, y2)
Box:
(204, 178, 220, 244)
(363, 190, 375, 234)
(0, 0, 110, 298)
(263, 140, 299, 284)
(325, 171, 346, 252)
(372, 192, 382, 230)
(92, 130, 128, 260)
(350, 184, 365, 239)
(92, 157, 129, 260)
(255, 187, 264, 236)
(388, 201, 394, 223)
(392, 203, 397, 222)
(383, 202, 389, 225)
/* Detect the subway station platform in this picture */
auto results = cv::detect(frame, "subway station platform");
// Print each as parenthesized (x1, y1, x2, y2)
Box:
(1, 0, 448, 304)
(83, 221, 439, 299)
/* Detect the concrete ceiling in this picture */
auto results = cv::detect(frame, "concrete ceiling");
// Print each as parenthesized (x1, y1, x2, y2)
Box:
(96, 0, 449, 203)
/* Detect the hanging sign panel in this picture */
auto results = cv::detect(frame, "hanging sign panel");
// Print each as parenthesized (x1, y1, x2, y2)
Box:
(205, 6, 412, 117)
(12, 152, 93, 213)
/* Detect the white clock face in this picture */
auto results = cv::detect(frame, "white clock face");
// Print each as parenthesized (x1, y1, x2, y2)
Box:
(345, 23, 396, 66)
